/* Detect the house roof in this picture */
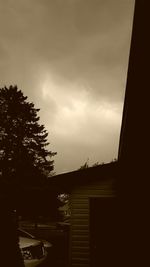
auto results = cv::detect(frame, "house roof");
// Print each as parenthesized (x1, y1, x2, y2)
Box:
(48, 161, 118, 193)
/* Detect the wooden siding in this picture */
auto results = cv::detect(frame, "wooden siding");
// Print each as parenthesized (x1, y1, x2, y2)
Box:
(70, 178, 115, 267)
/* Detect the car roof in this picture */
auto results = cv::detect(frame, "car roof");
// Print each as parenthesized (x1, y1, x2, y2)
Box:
(19, 236, 41, 249)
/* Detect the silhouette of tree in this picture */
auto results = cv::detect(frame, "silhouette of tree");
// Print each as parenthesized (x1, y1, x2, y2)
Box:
(78, 159, 117, 170)
(0, 85, 56, 185)
(79, 161, 89, 170)
(79, 159, 99, 169)
(79, 158, 90, 169)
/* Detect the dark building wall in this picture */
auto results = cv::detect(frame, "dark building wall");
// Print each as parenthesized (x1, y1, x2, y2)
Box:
(69, 178, 115, 267)
(116, 1, 149, 264)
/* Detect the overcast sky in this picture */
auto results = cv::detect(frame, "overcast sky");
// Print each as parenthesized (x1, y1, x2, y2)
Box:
(0, 0, 135, 174)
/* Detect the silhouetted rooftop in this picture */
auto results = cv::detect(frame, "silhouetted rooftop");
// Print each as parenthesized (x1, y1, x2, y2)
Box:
(48, 161, 118, 193)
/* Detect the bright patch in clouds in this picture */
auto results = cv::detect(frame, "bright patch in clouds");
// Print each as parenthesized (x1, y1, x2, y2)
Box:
(41, 75, 121, 135)
(39, 75, 122, 173)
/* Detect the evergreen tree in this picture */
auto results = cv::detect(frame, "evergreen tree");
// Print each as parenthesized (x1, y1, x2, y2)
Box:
(0, 85, 56, 185)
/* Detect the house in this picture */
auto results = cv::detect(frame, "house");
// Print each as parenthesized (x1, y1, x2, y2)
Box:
(49, 161, 118, 267)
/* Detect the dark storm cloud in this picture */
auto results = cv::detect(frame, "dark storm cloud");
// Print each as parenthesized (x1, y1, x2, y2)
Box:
(0, 0, 135, 173)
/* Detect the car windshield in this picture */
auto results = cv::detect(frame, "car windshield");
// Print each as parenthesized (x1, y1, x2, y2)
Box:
(18, 229, 34, 239)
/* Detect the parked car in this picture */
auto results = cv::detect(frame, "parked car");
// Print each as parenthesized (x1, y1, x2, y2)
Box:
(19, 229, 52, 267)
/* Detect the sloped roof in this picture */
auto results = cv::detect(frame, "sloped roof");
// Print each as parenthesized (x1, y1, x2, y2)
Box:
(48, 161, 118, 193)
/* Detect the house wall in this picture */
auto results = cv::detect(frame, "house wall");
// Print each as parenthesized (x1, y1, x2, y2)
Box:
(69, 178, 115, 267)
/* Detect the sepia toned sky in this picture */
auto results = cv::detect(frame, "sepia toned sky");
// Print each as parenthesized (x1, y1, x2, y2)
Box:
(0, 0, 135, 174)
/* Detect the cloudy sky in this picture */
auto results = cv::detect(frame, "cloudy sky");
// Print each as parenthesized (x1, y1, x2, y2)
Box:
(0, 0, 135, 174)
